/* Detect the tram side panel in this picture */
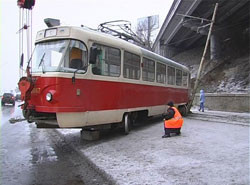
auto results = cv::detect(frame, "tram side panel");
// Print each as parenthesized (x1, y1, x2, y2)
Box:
(30, 75, 188, 128)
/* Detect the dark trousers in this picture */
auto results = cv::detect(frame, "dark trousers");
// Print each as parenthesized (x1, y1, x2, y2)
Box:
(164, 128, 181, 135)
(199, 102, 205, 111)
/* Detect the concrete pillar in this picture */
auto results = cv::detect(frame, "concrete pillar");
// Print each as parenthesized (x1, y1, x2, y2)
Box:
(154, 42, 161, 55)
(160, 45, 179, 58)
(160, 44, 166, 57)
(210, 34, 221, 60)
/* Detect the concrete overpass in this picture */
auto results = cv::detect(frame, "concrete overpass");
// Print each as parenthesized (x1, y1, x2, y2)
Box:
(153, 0, 250, 60)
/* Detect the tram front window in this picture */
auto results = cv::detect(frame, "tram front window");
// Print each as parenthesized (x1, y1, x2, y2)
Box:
(32, 40, 87, 73)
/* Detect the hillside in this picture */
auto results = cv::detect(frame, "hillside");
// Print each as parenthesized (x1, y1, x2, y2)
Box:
(171, 42, 249, 94)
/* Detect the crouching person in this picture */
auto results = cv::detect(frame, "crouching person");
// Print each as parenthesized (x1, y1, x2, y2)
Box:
(162, 101, 184, 138)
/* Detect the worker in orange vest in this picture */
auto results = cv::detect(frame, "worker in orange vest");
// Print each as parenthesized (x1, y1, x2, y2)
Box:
(162, 101, 184, 138)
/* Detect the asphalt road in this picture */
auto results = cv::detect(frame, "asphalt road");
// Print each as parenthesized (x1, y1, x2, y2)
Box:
(58, 113, 249, 185)
(0, 103, 111, 185)
(1, 103, 249, 185)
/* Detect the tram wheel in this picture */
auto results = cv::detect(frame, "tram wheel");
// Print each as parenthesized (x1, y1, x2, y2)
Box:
(124, 113, 131, 135)
(178, 105, 188, 117)
(22, 109, 33, 123)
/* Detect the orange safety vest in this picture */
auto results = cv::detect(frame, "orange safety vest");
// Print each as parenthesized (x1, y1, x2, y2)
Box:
(164, 107, 184, 128)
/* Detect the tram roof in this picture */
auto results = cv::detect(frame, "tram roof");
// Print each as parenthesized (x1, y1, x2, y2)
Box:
(36, 26, 189, 72)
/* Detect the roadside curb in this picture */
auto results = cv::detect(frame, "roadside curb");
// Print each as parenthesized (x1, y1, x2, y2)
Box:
(53, 129, 118, 185)
(187, 110, 250, 126)
(187, 114, 249, 126)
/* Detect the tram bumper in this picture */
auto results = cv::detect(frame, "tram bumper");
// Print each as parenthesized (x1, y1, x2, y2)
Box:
(35, 120, 60, 128)
(23, 107, 88, 128)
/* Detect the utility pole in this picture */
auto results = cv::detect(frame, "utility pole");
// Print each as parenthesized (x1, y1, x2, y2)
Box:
(187, 3, 219, 112)
(147, 16, 151, 49)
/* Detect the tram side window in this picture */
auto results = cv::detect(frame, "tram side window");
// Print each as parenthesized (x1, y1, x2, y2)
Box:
(183, 72, 188, 87)
(167, 66, 175, 85)
(123, 51, 140, 80)
(92, 44, 121, 77)
(156, 62, 166, 84)
(67, 40, 87, 70)
(176, 69, 182, 86)
(142, 57, 155, 82)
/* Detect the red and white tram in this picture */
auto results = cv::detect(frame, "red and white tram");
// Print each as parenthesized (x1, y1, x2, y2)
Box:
(19, 26, 190, 133)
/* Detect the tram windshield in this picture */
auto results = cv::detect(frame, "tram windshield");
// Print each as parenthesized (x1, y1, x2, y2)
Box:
(32, 39, 87, 73)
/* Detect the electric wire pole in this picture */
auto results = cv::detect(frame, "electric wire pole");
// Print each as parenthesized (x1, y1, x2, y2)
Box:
(187, 3, 219, 112)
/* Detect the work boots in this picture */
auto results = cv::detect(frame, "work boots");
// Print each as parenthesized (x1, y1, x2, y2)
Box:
(162, 134, 170, 138)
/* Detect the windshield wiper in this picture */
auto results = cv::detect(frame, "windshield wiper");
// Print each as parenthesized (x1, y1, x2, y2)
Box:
(38, 53, 46, 67)
(38, 53, 46, 73)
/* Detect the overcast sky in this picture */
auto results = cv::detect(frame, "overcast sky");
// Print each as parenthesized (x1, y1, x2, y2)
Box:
(0, 0, 173, 94)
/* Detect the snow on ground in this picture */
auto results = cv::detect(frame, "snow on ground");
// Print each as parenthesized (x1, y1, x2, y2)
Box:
(57, 111, 249, 185)
(58, 128, 81, 136)
(217, 79, 247, 93)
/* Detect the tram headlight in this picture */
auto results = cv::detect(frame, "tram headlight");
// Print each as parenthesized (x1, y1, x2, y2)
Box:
(46, 92, 53, 102)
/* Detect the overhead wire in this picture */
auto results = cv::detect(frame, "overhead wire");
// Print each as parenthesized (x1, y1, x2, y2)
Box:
(19, 8, 21, 77)
(21, 8, 24, 76)
(30, 10, 33, 74)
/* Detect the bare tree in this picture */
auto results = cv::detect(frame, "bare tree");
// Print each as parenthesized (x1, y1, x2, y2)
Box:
(136, 15, 159, 51)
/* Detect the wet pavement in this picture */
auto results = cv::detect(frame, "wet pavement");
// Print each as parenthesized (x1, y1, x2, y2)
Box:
(0, 103, 111, 185)
(1, 104, 33, 185)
